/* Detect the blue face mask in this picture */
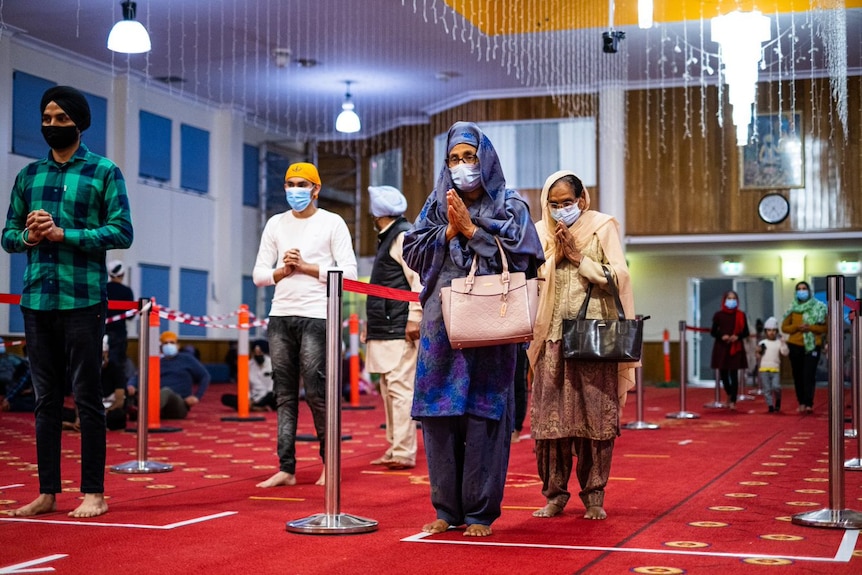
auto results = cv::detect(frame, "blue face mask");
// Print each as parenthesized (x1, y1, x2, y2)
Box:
(725, 299, 738, 310)
(285, 188, 313, 212)
(449, 163, 482, 192)
(796, 289, 810, 302)
(162, 343, 178, 357)
(550, 203, 582, 227)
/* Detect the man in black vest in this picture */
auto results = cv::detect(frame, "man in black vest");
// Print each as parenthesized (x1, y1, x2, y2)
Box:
(364, 186, 422, 470)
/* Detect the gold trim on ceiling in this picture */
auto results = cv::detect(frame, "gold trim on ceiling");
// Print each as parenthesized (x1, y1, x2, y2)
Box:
(445, 0, 859, 35)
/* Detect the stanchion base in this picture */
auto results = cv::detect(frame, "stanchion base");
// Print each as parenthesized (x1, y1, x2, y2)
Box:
(623, 421, 660, 430)
(111, 460, 174, 474)
(221, 416, 267, 422)
(296, 434, 352, 442)
(342, 405, 375, 411)
(666, 411, 700, 419)
(844, 429, 859, 439)
(845, 458, 862, 471)
(792, 508, 862, 529)
(125, 426, 183, 434)
(703, 402, 727, 409)
(286, 513, 378, 534)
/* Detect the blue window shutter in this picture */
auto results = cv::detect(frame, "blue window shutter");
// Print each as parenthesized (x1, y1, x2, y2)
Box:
(139, 111, 172, 181)
(139, 264, 171, 333)
(243, 144, 260, 207)
(179, 268, 208, 337)
(12, 71, 55, 159)
(180, 124, 210, 193)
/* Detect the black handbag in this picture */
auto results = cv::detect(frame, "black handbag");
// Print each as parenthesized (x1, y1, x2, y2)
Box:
(562, 266, 643, 362)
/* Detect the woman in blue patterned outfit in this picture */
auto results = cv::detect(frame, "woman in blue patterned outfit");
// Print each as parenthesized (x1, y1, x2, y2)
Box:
(402, 121, 543, 537)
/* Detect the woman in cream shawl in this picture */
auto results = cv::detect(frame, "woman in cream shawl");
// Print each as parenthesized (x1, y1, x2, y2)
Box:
(528, 170, 637, 521)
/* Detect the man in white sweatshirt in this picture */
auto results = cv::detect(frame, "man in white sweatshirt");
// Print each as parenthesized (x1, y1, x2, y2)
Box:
(252, 162, 357, 487)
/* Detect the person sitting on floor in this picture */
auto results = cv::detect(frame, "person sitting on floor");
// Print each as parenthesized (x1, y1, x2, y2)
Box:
(128, 331, 210, 419)
(221, 339, 276, 411)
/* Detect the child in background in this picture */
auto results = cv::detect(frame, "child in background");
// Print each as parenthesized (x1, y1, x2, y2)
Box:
(757, 317, 789, 413)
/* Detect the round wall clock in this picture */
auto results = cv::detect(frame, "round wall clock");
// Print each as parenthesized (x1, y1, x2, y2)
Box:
(757, 193, 790, 224)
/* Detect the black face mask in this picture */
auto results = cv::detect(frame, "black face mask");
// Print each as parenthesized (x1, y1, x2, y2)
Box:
(253, 355, 265, 365)
(41, 125, 79, 150)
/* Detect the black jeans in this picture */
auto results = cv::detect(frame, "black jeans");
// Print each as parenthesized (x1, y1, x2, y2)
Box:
(788, 343, 820, 408)
(22, 303, 106, 494)
(268, 316, 327, 474)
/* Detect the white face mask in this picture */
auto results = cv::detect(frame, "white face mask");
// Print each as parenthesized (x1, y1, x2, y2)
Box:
(550, 203, 582, 226)
(450, 163, 482, 192)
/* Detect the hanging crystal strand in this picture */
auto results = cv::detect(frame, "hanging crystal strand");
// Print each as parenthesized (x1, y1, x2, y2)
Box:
(682, 24, 692, 141)
(817, 1, 848, 138)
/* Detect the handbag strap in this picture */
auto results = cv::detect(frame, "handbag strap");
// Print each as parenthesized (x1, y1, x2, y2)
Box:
(576, 265, 626, 321)
(465, 236, 511, 295)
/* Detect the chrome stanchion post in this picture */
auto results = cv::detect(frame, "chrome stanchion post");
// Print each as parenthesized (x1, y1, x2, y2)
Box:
(704, 369, 726, 409)
(286, 270, 377, 534)
(111, 298, 173, 474)
(846, 299, 862, 470)
(737, 367, 754, 401)
(793, 275, 862, 528)
(624, 315, 659, 430)
(667, 321, 699, 419)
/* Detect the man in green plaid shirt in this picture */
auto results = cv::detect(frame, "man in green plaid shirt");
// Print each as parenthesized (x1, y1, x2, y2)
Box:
(2, 85, 133, 518)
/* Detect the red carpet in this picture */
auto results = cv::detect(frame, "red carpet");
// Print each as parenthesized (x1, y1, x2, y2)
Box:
(1, 383, 861, 574)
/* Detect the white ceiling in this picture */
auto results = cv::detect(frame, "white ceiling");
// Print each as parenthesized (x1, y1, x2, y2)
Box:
(1, 1, 859, 139)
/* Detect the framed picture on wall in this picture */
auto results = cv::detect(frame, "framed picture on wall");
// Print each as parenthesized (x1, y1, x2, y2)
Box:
(740, 112, 804, 189)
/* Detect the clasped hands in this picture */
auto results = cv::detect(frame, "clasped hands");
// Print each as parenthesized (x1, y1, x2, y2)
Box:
(554, 221, 581, 266)
(445, 189, 478, 241)
(280, 248, 306, 278)
(25, 209, 64, 244)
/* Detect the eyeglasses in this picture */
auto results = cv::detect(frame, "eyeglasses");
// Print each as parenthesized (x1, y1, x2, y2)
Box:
(447, 153, 478, 167)
(548, 201, 576, 210)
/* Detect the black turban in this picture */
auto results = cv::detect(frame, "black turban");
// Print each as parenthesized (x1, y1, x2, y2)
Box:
(40, 86, 91, 132)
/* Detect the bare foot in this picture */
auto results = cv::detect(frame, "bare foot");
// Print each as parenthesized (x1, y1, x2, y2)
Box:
(584, 506, 607, 520)
(13, 493, 57, 517)
(464, 523, 492, 537)
(315, 468, 325, 486)
(69, 493, 108, 518)
(256, 471, 296, 488)
(532, 502, 564, 518)
(421, 519, 450, 534)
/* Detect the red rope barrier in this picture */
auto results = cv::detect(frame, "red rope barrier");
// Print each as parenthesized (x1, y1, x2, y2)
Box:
(343, 279, 419, 302)
(1, 293, 138, 310)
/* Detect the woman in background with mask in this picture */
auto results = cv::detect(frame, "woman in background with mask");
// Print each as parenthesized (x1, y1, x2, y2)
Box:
(527, 171, 636, 522)
(710, 290, 750, 410)
(403, 121, 544, 537)
(781, 281, 827, 414)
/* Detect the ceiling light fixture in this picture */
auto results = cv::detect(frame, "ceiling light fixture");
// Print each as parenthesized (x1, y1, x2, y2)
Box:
(107, 1, 152, 54)
(711, 10, 771, 146)
(335, 81, 361, 134)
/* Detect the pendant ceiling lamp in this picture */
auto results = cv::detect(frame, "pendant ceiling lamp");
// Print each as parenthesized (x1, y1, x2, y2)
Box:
(107, 1, 152, 54)
(335, 81, 361, 134)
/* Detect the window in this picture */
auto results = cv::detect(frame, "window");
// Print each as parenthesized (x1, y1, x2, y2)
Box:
(139, 111, 172, 181)
(180, 124, 210, 193)
(243, 144, 260, 207)
(179, 268, 208, 337)
(432, 118, 597, 188)
(370, 148, 402, 189)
